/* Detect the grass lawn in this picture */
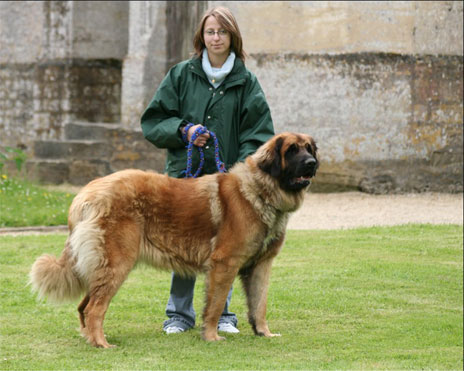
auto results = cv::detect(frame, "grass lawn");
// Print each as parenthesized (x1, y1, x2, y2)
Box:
(0, 225, 462, 370)
(0, 176, 75, 227)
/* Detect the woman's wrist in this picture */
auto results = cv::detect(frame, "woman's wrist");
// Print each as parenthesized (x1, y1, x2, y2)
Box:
(181, 122, 195, 143)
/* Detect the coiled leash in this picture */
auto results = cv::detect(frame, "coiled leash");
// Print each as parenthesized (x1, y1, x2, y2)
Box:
(182, 123, 226, 178)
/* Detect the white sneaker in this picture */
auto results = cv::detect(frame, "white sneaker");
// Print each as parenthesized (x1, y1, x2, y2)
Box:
(164, 326, 185, 334)
(217, 322, 240, 333)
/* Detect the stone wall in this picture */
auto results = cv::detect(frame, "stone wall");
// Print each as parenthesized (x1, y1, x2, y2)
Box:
(0, 1, 127, 148)
(219, 1, 463, 55)
(120, 1, 207, 129)
(247, 53, 462, 192)
(1, 1, 462, 192)
(214, 1, 463, 193)
(1, 59, 122, 149)
(27, 122, 166, 185)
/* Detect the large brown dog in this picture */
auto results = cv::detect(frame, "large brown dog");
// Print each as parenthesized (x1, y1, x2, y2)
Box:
(29, 132, 318, 348)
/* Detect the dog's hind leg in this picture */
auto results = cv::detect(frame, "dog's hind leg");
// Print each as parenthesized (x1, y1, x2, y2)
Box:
(82, 224, 140, 348)
(78, 294, 90, 335)
(83, 258, 137, 348)
(83, 284, 117, 348)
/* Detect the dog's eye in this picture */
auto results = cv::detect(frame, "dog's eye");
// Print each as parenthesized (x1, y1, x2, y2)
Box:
(305, 144, 312, 154)
(288, 144, 298, 154)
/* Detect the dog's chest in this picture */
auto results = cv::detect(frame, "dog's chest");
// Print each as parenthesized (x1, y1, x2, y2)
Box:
(267, 209, 288, 237)
(254, 210, 288, 256)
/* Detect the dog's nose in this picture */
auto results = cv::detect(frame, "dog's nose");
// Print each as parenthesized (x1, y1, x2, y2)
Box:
(305, 157, 316, 168)
(304, 157, 317, 175)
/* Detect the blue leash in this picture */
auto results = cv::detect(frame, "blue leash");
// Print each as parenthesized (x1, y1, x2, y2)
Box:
(182, 123, 226, 178)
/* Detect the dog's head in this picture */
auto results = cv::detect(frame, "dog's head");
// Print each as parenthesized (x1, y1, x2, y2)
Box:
(256, 132, 319, 192)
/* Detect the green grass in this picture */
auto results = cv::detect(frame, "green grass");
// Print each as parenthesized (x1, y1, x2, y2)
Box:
(0, 225, 462, 370)
(0, 176, 75, 227)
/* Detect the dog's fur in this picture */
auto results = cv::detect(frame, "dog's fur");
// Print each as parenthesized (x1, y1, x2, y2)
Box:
(29, 132, 318, 348)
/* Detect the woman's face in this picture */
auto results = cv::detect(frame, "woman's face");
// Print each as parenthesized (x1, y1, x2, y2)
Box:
(203, 16, 231, 60)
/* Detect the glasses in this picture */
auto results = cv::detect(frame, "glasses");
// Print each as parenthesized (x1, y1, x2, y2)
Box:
(204, 29, 229, 37)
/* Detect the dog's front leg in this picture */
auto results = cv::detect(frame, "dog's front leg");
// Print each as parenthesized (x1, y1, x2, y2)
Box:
(241, 257, 280, 337)
(202, 260, 239, 341)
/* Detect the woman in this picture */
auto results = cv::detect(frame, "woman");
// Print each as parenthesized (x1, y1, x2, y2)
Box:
(141, 6, 274, 334)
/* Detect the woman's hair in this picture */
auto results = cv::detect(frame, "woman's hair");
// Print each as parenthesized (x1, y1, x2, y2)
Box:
(193, 7, 247, 61)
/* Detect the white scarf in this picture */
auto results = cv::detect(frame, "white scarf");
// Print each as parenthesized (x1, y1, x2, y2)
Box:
(202, 49, 236, 88)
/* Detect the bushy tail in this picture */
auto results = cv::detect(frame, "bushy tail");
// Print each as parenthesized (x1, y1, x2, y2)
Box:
(29, 242, 84, 303)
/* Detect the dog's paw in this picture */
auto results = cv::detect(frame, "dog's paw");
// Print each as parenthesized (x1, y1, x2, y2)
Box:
(202, 332, 226, 341)
(93, 341, 117, 349)
(256, 329, 281, 337)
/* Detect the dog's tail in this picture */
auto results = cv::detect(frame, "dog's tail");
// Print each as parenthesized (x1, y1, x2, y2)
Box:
(29, 240, 85, 303)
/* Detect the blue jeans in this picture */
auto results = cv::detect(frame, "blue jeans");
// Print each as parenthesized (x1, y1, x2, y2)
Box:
(163, 272, 237, 330)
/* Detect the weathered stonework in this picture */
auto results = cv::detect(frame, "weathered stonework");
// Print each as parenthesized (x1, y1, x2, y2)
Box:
(219, 1, 463, 56)
(1, 1, 462, 192)
(120, 1, 207, 130)
(0, 64, 35, 149)
(27, 122, 165, 185)
(0, 0, 127, 148)
(248, 53, 462, 193)
(1, 59, 122, 149)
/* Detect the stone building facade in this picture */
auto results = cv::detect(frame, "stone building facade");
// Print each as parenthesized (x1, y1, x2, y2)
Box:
(0, 1, 462, 192)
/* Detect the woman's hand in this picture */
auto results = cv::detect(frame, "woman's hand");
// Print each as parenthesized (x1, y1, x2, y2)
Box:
(188, 124, 210, 147)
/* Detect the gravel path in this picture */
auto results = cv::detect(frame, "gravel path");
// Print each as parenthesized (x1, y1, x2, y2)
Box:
(288, 192, 463, 230)
(1, 192, 462, 235)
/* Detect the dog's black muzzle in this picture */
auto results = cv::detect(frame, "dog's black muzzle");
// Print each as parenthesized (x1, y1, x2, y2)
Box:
(283, 153, 318, 191)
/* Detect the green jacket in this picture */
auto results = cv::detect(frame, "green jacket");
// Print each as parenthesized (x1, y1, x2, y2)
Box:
(141, 56, 274, 178)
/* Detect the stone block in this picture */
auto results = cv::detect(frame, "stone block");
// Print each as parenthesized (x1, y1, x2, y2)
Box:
(26, 159, 70, 184)
(315, 156, 463, 194)
(33, 140, 110, 160)
(68, 160, 111, 185)
(64, 122, 122, 140)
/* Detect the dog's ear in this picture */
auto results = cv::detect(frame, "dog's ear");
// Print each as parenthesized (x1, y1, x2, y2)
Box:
(310, 138, 319, 173)
(311, 138, 318, 158)
(259, 137, 283, 177)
